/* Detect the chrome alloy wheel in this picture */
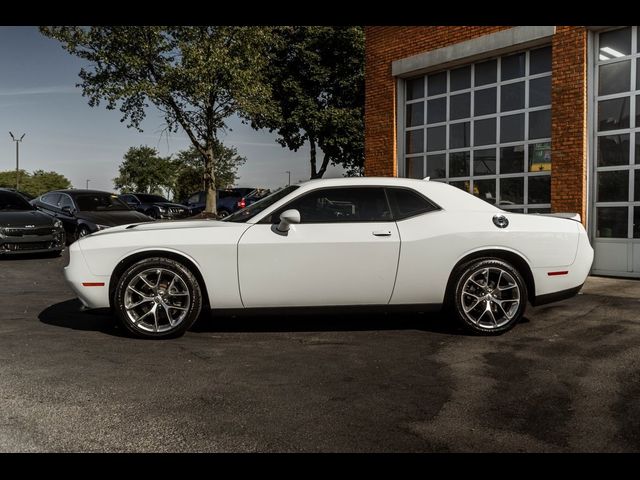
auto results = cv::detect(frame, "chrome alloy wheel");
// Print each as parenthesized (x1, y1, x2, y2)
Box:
(460, 267, 521, 329)
(123, 267, 191, 333)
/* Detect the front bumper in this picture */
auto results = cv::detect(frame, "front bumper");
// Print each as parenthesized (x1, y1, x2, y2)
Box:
(0, 229, 65, 255)
(63, 241, 110, 309)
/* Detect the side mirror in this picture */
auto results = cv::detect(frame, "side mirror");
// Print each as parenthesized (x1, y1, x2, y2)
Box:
(277, 209, 301, 233)
(61, 205, 75, 216)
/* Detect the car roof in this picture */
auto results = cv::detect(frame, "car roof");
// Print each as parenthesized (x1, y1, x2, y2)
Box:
(288, 177, 500, 212)
(46, 189, 118, 196)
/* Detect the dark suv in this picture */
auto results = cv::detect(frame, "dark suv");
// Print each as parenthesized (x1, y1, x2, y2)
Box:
(182, 188, 258, 217)
(118, 193, 191, 220)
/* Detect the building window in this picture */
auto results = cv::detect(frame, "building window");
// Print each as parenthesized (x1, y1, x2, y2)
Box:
(594, 26, 640, 239)
(403, 46, 552, 213)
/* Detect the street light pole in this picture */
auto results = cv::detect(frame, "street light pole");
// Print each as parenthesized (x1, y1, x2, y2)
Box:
(285, 170, 291, 186)
(9, 132, 25, 190)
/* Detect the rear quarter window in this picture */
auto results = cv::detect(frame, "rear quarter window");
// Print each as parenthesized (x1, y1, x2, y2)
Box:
(386, 187, 439, 220)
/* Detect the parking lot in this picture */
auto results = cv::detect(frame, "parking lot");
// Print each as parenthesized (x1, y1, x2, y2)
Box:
(1, 250, 639, 452)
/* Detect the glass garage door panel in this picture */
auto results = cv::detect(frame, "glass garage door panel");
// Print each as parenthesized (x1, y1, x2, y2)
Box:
(592, 26, 640, 276)
(402, 46, 552, 213)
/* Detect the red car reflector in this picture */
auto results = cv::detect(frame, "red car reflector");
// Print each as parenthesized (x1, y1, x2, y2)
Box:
(547, 271, 568, 276)
(82, 282, 105, 287)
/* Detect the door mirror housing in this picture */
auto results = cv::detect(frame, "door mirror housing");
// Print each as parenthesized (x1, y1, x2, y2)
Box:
(61, 205, 75, 216)
(277, 209, 301, 233)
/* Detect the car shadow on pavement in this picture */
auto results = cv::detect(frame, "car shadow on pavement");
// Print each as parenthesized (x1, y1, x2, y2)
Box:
(38, 299, 127, 337)
(191, 310, 468, 336)
(40, 300, 527, 337)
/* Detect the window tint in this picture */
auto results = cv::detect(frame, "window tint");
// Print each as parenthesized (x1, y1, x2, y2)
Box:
(271, 187, 392, 223)
(58, 195, 74, 209)
(386, 187, 438, 220)
(188, 193, 200, 204)
(41, 193, 61, 206)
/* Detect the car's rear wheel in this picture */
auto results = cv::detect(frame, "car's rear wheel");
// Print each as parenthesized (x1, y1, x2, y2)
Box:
(453, 258, 527, 335)
(113, 257, 202, 339)
(217, 209, 230, 218)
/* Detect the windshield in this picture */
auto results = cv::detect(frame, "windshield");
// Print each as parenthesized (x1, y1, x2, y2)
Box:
(75, 193, 131, 211)
(223, 185, 299, 223)
(0, 191, 34, 211)
(135, 194, 169, 203)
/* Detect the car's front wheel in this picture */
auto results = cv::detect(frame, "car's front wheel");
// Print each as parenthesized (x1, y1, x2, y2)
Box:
(452, 258, 527, 335)
(113, 257, 203, 339)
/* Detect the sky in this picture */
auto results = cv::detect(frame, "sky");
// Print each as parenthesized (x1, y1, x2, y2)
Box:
(0, 26, 344, 193)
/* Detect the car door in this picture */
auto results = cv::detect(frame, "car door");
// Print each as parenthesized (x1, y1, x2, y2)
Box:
(36, 193, 61, 216)
(56, 194, 78, 237)
(237, 186, 400, 308)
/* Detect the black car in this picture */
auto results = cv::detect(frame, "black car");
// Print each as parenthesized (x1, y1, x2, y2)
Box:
(32, 189, 152, 242)
(0, 188, 65, 256)
(182, 188, 259, 216)
(118, 193, 190, 220)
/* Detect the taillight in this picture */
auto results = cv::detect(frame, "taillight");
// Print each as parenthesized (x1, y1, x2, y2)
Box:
(238, 198, 246, 209)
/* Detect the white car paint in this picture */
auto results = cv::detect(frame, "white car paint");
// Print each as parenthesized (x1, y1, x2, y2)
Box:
(64, 177, 594, 312)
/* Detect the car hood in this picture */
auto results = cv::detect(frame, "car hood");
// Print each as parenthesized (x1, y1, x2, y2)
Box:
(0, 210, 56, 228)
(89, 218, 248, 236)
(76, 210, 152, 226)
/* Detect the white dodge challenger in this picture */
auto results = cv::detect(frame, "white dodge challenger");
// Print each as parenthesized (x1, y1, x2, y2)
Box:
(64, 177, 594, 339)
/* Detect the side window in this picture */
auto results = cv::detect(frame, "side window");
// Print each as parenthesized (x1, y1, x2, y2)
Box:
(58, 195, 74, 210)
(386, 187, 439, 220)
(120, 195, 133, 203)
(41, 193, 61, 207)
(269, 187, 392, 224)
(188, 193, 200, 204)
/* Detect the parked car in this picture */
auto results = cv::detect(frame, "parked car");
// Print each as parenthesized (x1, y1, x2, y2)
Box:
(64, 177, 594, 339)
(118, 193, 190, 220)
(33, 189, 152, 242)
(0, 188, 65, 256)
(182, 187, 258, 217)
(3, 188, 35, 201)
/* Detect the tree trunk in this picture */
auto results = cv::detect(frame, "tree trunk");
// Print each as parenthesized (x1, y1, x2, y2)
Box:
(309, 138, 330, 179)
(203, 147, 217, 214)
(309, 138, 318, 179)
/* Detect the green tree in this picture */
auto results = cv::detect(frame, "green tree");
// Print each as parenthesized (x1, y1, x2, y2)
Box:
(114, 146, 173, 194)
(40, 26, 274, 214)
(249, 26, 365, 179)
(0, 169, 71, 196)
(172, 142, 246, 202)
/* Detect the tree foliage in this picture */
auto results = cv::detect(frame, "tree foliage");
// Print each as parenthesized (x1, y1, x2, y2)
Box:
(0, 169, 72, 196)
(113, 146, 173, 194)
(40, 26, 274, 213)
(249, 26, 365, 179)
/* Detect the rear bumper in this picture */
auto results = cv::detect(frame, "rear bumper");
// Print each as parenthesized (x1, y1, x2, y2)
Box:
(63, 241, 110, 309)
(531, 284, 584, 306)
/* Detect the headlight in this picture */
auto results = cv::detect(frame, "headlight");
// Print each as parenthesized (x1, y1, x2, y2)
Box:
(54, 220, 63, 229)
(96, 224, 110, 231)
(157, 206, 167, 213)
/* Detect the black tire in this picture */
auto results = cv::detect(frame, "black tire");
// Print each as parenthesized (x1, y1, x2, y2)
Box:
(452, 258, 527, 335)
(148, 209, 160, 220)
(113, 257, 203, 339)
(76, 225, 91, 241)
(217, 209, 230, 219)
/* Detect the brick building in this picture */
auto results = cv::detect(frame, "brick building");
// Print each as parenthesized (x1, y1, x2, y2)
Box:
(364, 26, 640, 278)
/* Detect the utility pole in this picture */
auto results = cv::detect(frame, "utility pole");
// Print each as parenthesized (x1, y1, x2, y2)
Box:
(9, 132, 25, 190)
(285, 170, 291, 186)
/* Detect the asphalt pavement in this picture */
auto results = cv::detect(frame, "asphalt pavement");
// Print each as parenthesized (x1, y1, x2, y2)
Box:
(1, 250, 639, 452)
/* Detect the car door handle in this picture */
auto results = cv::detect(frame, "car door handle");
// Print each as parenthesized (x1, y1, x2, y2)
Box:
(372, 230, 392, 237)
